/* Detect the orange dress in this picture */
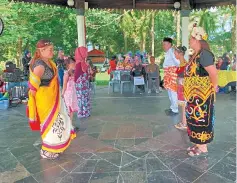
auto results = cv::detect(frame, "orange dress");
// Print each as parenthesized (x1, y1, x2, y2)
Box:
(108, 60, 117, 74)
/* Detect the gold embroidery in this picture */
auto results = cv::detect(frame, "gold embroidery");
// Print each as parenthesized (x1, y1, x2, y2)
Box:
(190, 131, 213, 143)
(184, 76, 215, 101)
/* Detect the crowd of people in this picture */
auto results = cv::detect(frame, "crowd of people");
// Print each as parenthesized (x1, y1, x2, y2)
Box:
(25, 23, 234, 160)
(108, 52, 161, 94)
(216, 53, 236, 93)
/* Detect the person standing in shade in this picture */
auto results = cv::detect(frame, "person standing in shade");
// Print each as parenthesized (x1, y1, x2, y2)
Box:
(162, 37, 180, 116)
(108, 56, 117, 80)
(185, 26, 217, 156)
(74, 47, 91, 119)
(56, 49, 65, 87)
(22, 50, 31, 78)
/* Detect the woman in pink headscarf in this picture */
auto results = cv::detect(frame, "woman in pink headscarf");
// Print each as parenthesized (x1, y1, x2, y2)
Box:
(74, 47, 91, 118)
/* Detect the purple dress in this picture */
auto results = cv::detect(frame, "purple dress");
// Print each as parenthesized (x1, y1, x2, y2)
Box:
(74, 62, 91, 118)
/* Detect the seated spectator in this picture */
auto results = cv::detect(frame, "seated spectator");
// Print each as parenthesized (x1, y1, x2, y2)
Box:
(123, 56, 132, 70)
(216, 57, 223, 70)
(146, 56, 160, 94)
(131, 59, 146, 92)
(220, 53, 231, 70)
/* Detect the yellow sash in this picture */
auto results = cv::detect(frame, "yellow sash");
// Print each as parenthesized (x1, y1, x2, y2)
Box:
(28, 60, 60, 139)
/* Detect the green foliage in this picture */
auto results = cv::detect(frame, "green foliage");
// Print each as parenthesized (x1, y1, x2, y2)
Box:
(0, 0, 77, 63)
(0, 0, 236, 66)
(190, 6, 236, 55)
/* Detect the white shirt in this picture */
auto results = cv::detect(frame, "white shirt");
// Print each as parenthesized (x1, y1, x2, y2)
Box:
(163, 48, 180, 68)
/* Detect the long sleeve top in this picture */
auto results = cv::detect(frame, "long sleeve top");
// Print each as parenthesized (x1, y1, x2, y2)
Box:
(163, 48, 180, 68)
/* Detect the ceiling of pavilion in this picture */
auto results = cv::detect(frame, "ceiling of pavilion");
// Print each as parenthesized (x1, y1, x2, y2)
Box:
(16, 0, 236, 9)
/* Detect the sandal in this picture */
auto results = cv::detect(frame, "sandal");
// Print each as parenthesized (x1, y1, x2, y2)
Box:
(188, 147, 208, 157)
(40, 150, 60, 160)
(175, 122, 187, 130)
(187, 145, 197, 151)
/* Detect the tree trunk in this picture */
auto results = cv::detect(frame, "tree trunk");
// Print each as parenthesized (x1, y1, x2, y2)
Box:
(151, 12, 155, 56)
(231, 16, 236, 53)
(176, 11, 181, 46)
(16, 37, 23, 68)
(142, 32, 146, 52)
(124, 33, 128, 52)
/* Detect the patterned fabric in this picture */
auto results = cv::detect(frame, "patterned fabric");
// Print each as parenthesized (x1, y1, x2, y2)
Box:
(163, 67, 178, 92)
(184, 52, 215, 144)
(63, 71, 78, 113)
(75, 68, 91, 118)
(177, 78, 185, 106)
(28, 60, 76, 153)
(32, 60, 54, 86)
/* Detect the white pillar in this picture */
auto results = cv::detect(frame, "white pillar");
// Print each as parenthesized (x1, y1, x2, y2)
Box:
(76, 2, 87, 47)
(76, 14, 86, 47)
(181, 10, 190, 60)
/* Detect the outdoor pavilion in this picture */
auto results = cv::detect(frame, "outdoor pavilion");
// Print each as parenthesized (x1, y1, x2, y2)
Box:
(16, 0, 235, 59)
(1, 1, 236, 182)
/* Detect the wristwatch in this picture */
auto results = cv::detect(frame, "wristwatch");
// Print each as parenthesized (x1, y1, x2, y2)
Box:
(0, 18, 4, 35)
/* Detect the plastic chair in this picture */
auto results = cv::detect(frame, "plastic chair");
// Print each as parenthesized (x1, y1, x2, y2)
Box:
(120, 71, 131, 94)
(146, 72, 160, 92)
(133, 76, 146, 94)
(108, 71, 121, 94)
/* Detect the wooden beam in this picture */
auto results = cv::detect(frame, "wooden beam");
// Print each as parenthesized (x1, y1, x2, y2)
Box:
(196, 0, 235, 8)
(135, 2, 174, 10)
(75, 0, 85, 9)
(181, 0, 191, 10)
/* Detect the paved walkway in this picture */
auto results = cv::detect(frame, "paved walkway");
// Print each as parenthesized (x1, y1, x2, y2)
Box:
(0, 88, 236, 183)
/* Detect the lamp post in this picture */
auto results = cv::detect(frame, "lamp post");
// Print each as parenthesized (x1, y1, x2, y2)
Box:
(67, 0, 74, 6)
(174, 0, 191, 60)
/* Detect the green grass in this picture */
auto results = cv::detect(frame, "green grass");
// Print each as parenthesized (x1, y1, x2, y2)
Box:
(95, 72, 110, 86)
(95, 70, 164, 86)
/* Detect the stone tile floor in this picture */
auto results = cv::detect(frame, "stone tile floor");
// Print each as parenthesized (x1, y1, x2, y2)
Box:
(0, 87, 236, 183)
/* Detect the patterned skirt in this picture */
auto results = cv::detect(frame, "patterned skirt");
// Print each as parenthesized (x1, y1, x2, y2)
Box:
(186, 93, 215, 144)
(75, 74, 91, 119)
(177, 77, 185, 106)
(163, 67, 178, 92)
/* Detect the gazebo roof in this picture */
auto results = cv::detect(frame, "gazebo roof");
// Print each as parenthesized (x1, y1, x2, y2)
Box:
(88, 49, 105, 56)
(16, 0, 235, 9)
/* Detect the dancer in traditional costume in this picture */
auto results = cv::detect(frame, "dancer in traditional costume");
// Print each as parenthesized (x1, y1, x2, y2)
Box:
(27, 40, 76, 159)
(185, 26, 217, 156)
(62, 57, 79, 130)
(74, 47, 91, 119)
(174, 46, 188, 130)
(162, 37, 180, 115)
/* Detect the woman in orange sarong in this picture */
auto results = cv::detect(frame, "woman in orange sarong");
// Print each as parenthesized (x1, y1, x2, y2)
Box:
(27, 40, 76, 160)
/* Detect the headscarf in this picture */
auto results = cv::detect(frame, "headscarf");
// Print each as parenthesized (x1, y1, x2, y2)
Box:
(75, 46, 88, 72)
